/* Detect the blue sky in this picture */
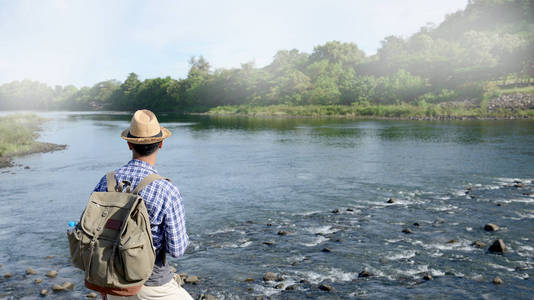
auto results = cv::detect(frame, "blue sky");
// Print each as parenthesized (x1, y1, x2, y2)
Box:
(0, 0, 467, 87)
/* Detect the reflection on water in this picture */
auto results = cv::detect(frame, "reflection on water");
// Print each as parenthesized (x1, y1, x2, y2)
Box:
(0, 112, 533, 299)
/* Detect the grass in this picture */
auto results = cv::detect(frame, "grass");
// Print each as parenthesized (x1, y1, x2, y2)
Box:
(0, 114, 46, 157)
(208, 103, 534, 119)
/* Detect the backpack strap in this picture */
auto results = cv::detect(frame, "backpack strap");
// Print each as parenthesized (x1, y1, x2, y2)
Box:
(132, 173, 168, 194)
(106, 172, 116, 192)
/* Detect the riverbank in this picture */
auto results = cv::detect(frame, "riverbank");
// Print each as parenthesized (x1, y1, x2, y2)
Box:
(205, 93, 534, 120)
(0, 114, 66, 168)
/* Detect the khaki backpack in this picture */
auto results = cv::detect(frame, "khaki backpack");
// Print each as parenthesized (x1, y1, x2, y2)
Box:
(68, 172, 167, 296)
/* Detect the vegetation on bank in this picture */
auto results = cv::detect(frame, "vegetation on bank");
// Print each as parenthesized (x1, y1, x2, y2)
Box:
(0, 114, 65, 167)
(0, 0, 533, 117)
(208, 103, 534, 119)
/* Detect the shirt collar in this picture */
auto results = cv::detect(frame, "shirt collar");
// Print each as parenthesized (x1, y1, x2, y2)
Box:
(126, 159, 158, 173)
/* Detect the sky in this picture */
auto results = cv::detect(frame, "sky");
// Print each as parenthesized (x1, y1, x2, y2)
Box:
(0, 0, 467, 87)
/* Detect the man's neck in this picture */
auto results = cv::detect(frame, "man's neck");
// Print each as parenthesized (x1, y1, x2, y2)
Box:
(132, 154, 157, 166)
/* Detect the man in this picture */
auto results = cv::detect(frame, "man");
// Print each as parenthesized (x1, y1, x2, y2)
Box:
(93, 109, 192, 300)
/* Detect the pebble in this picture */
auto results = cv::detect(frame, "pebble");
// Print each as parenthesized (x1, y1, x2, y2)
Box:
(263, 272, 278, 281)
(402, 228, 412, 234)
(277, 230, 288, 236)
(35, 278, 42, 284)
(318, 283, 334, 292)
(484, 223, 499, 232)
(493, 277, 503, 284)
(472, 241, 486, 248)
(26, 267, 37, 275)
(198, 294, 217, 300)
(40, 289, 48, 296)
(184, 275, 199, 284)
(45, 270, 58, 278)
(488, 239, 507, 253)
(4, 272, 11, 278)
(387, 198, 396, 203)
(322, 247, 332, 253)
(87, 292, 98, 298)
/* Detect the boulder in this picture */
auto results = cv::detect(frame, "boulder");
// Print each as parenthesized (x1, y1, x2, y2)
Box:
(484, 223, 499, 232)
(184, 275, 199, 284)
(493, 277, 503, 284)
(472, 241, 486, 248)
(318, 283, 334, 292)
(45, 270, 58, 278)
(387, 198, 396, 204)
(488, 239, 507, 253)
(87, 292, 98, 298)
(263, 272, 278, 281)
(26, 267, 37, 275)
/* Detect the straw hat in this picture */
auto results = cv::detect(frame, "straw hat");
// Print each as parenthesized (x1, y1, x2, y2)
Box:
(121, 109, 171, 144)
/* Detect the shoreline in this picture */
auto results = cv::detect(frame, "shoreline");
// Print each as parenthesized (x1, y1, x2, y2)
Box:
(0, 142, 66, 168)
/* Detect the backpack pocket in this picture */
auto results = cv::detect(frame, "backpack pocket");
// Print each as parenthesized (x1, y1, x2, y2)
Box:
(119, 233, 154, 282)
(67, 229, 84, 270)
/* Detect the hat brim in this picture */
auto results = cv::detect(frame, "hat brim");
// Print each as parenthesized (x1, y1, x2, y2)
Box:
(121, 126, 171, 144)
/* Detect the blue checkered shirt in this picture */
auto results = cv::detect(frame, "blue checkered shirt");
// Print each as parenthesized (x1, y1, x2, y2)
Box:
(93, 159, 189, 258)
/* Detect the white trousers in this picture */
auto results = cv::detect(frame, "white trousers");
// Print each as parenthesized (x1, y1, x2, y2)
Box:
(107, 280, 193, 300)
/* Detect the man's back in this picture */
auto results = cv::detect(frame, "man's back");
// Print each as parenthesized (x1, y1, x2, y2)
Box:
(93, 159, 189, 286)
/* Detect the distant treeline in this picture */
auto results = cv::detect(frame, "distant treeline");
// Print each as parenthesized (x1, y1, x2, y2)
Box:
(1, 0, 533, 112)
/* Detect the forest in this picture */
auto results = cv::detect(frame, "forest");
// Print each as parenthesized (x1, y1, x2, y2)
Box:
(1, 0, 533, 116)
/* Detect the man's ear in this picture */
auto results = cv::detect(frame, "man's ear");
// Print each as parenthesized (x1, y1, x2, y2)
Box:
(127, 142, 133, 150)
(159, 141, 163, 149)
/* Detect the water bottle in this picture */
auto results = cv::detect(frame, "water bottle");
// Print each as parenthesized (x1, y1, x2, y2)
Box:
(67, 221, 77, 234)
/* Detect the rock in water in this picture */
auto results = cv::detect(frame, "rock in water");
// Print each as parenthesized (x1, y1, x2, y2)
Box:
(244, 278, 254, 282)
(45, 270, 58, 278)
(184, 275, 199, 284)
(277, 230, 288, 236)
(285, 285, 296, 291)
(472, 241, 486, 248)
(318, 283, 334, 292)
(26, 267, 37, 275)
(263, 241, 275, 246)
(61, 281, 74, 290)
(52, 284, 63, 292)
(423, 274, 433, 280)
(40, 289, 48, 296)
(263, 272, 278, 281)
(387, 198, 396, 203)
(484, 223, 499, 232)
(488, 239, 507, 253)
(331, 209, 339, 214)
(321, 247, 332, 253)
(34, 278, 42, 284)
(4, 272, 11, 278)
(87, 292, 98, 298)
(346, 208, 354, 212)
(358, 270, 371, 278)
(493, 277, 503, 284)
(402, 228, 412, 234)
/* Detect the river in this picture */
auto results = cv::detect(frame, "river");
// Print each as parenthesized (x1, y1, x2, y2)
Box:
(0, 112, 533, 299)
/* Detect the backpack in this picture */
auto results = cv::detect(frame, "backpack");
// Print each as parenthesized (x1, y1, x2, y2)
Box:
(68, 171, 167, 296)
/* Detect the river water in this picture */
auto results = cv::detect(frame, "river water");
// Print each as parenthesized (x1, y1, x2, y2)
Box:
(0, 112, 533, 299)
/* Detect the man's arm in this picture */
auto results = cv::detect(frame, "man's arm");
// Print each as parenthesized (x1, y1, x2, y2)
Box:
(162, 183, 189, 258)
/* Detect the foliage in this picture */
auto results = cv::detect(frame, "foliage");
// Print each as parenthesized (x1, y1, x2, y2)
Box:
(0, 114, 43, 156)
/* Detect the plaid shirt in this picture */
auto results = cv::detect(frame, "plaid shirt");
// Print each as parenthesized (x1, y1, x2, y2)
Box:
(93, 159, 189, 258)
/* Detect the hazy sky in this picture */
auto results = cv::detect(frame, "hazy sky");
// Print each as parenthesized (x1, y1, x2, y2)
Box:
(0, 0, 467, 87)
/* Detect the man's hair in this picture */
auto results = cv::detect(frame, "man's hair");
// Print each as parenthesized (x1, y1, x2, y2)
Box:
(130, 142, 161, 156)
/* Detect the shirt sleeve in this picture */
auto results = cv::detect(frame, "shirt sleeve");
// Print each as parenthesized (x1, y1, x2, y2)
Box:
(93, 175, 107, 192)
(162, 183, 189, 258)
